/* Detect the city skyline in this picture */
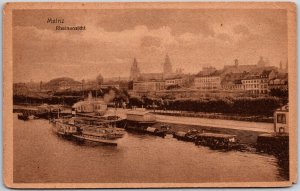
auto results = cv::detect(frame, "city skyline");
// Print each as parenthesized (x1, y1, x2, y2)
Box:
(13, 9, 287, 83)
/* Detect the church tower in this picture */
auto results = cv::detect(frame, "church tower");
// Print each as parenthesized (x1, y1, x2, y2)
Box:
(130, 58, 141, 81)
(163, 54, 173, 77)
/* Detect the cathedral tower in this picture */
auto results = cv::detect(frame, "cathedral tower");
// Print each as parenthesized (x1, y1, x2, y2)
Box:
(130, 58, 141, 81)
(163, 54, 173, 77)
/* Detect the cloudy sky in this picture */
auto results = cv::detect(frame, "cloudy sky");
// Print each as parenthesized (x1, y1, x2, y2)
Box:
(13, 9, 287, 82)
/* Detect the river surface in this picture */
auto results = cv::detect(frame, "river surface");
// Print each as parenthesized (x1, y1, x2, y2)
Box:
(13, 114, 288, 183)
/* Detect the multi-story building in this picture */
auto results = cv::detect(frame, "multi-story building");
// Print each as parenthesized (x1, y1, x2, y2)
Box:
(221, 72, 248, 91)
(241, 76, 269, 94)
(269, 78, 288, 91)
(240, 69, 279, 94)
(165, 77, 184, 87)
(268, 73, 288, 91)
(133, 80, 165, 92)
(194, 72, 222, 90)
(222, 80, 244, 91)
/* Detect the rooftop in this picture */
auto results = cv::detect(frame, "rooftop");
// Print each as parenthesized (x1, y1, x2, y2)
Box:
(195, 70, 223, 77)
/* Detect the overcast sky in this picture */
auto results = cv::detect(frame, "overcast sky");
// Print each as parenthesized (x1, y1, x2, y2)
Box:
(13, 9, 287, 83)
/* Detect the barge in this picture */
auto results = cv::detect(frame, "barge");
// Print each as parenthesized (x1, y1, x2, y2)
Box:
(124, 108, 164, 137)
(125, 108, 157, 126)
(195, 133, 239, 150)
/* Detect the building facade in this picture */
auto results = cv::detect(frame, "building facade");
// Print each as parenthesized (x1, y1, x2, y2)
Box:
(165, 78, 184, 87)
(241, 76, 269, 94)
(269, 78, 288, 91)
(221, 80, 244, 91)
(133, 81, 165, 92)
(194, 75, 221, 90)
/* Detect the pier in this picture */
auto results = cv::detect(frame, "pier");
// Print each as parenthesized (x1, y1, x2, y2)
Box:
(109, 108, 274, 133)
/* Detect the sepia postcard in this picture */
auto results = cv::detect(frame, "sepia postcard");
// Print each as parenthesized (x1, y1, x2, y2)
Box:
(3, 2, 297, 188)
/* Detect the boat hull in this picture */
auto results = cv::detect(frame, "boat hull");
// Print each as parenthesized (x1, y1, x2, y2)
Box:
(72, 134, 118, 146)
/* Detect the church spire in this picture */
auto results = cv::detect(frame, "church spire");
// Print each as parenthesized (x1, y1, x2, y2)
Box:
(130, 57, 141, 81)
(163, 54, 173, 77)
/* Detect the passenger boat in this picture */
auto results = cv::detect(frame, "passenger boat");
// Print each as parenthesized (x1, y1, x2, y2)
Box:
(51, 117, 126, 146)
(195, 133, 239, 150)
(52, 118, 79, 138)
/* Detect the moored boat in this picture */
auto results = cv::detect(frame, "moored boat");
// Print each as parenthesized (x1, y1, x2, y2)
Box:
(194, 133, 239, 150)
(185, 129, 201, 142)
(125, 108, 157, 126)
(51, 118, 79, 139)
(173, 129, 202, 142)
(51, 116, 126, 146)
(18, 113, 29, 121)
(145, 127, 166, 137)
(173, 131, 187, 141)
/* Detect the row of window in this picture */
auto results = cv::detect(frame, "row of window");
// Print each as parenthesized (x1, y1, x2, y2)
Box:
(195, 79, 220, 83)
(196, 83, 220, 87)
(244, 84, 268, 89)
(166, 80, 183, 84)
(247, 90, 268, 94)
(242, 79, 268, 83)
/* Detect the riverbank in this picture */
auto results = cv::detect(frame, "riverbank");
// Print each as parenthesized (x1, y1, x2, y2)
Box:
(152, 110, 273, 123)
(112, 108, 273, 133)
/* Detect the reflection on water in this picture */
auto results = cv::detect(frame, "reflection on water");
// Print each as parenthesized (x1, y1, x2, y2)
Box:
(13, 114, 289, 183)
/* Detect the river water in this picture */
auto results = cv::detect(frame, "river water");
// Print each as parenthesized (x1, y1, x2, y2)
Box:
(13, 114, 288, 183)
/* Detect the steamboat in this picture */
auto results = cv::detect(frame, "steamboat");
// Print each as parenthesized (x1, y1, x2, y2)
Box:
(51, 92, 125, 146)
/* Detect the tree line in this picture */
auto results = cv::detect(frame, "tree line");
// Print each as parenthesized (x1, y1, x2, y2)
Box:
(128, 96, 287, 116)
